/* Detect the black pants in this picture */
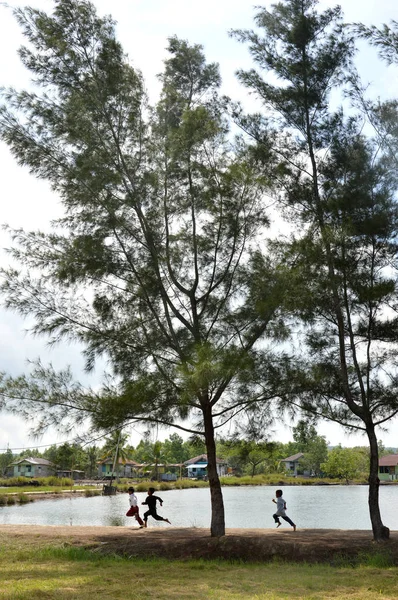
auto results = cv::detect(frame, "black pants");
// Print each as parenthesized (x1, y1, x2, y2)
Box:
(273, 513, 295, 527)
(144, 508, 165, 522)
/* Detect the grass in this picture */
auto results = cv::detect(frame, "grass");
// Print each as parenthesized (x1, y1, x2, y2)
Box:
(116, 475, 372, 493)
(0, 539, 398, 599)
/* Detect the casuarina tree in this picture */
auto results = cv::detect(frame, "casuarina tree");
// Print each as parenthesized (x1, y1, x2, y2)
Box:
(0, 0, 287, 536)
(233, 0, 398, 540)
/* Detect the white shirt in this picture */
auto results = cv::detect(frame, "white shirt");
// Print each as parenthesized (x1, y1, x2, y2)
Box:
(275, 496, 286, 516)
(129, 492, 138, 507)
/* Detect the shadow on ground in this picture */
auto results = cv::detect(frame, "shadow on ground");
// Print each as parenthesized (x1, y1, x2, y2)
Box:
(2, 525, 398, 563)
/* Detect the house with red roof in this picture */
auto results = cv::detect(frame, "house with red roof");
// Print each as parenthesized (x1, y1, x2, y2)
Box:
(378, 454, 398, 481)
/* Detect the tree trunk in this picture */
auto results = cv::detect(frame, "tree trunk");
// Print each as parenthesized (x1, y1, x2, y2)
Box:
(203, 401, 225, 537)
(366, 423, 389, 541)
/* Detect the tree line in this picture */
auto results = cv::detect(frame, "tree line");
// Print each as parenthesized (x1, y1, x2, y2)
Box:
(1, 424, 395, 484)
(0, 0, 397, 539)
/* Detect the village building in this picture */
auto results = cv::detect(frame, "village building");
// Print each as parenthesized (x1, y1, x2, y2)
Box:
(9, 457, 55, 478)
(279, 453, 312, 477)
(378, 454, 398, 481)
(184, 454, 228, 479)
(97, 457, 141, 479)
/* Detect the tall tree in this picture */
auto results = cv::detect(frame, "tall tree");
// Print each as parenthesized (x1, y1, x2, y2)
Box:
(291, 420, 328, 476)
(0, 448, 14, 477)
(162, 433, 190, 465)
(83, 444, 100, 479)
(0, 0, 285, 536)
(321, 446, 368, 484)
(233, 0, 398, 540)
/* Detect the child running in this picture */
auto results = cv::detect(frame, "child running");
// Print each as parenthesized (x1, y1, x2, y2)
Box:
(272, 489, 296, 531)
(126, 486, 144, 527)
(142, 487, 171, 528)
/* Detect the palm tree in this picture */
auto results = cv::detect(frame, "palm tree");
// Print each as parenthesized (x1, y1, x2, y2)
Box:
(101, 429, 130, 482)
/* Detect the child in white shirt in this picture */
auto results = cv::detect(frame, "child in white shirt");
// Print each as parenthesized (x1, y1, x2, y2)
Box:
(272, 489, 296, 530)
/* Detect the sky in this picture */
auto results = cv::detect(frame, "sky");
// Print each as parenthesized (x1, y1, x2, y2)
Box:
(0, 0, 398, 453)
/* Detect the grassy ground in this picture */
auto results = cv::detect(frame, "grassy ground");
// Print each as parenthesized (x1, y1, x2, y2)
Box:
(0, 538, 398, 600)
(0, 487, 80, 495)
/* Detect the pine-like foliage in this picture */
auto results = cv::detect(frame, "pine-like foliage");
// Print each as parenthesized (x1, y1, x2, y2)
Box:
(233, 0, 398, 540)
(0, 0, 287, 536)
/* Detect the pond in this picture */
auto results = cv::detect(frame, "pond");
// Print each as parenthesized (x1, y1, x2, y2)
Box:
(0, 485, 398, 530)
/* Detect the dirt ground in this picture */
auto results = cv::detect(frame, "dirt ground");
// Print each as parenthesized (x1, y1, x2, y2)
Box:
(1, 524, 398, 563)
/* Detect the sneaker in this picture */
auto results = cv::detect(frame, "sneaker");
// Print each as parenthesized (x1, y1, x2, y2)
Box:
(165, 518, 171, 524)
(293, 525, 296, 531)
(276, 523, 281, 528)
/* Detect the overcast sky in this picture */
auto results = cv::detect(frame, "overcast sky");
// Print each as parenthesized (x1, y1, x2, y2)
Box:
(0, 0, 398, 452)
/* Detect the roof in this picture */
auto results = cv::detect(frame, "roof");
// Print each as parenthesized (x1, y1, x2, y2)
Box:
(280, 453, 304, 462)
(184, 454, 227, 465)
(379, 454, 398, 467)
(11, 457, 53, 466)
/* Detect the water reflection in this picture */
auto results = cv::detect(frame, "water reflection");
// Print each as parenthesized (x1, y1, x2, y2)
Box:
(0, 485, 397, 530)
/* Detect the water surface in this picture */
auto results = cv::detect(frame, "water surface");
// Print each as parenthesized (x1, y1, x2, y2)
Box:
(1, 485, 397, 530)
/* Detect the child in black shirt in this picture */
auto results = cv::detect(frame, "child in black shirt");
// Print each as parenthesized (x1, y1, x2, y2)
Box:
(142, 487, 171, 527)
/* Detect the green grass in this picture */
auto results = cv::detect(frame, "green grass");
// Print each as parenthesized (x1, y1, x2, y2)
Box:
(117, 475, 372, 493)
(0, 477, 74, 488)
(0, 486, 99, 496)
(0, 540, 397, 599)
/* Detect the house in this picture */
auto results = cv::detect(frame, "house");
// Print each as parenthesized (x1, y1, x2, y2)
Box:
(379, 454, 398, 481)
(10, 457, 55, 478)
(56, 469, 85, 481)
(97, 457, 141, 479)
(184, 454, 228, 479)
(280, 453, 305, 477)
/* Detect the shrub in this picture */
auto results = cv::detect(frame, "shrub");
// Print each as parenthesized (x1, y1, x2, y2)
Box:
(84, 489, 101, 498)
(175, 479, 208, 489)
(135, 482, 151, 493)
(158, 482, 172, 491)
(17, 493, 32, 504)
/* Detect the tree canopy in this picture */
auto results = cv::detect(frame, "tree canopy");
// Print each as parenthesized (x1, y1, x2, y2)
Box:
(233, 0, 398, 540)
(0, 0, 288, 537)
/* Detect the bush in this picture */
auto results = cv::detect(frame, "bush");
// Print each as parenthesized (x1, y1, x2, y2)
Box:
(45, 476, 74, 487)
(175, 479, 208, 489)
(135, 482, 151, 493)
(158, 482, 172, 491)
(84, 489, 101, 498)
(17, 493, 33, 504)
(0, 476, 74, 488)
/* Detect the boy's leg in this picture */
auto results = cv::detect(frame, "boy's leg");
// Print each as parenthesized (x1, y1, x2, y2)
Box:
(273, 513, 281, 526)
(143, 509, 150, 527)
(135, 508, 144, 527)
(281, 515, 296, 529)
(150, 510, 171, 524)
